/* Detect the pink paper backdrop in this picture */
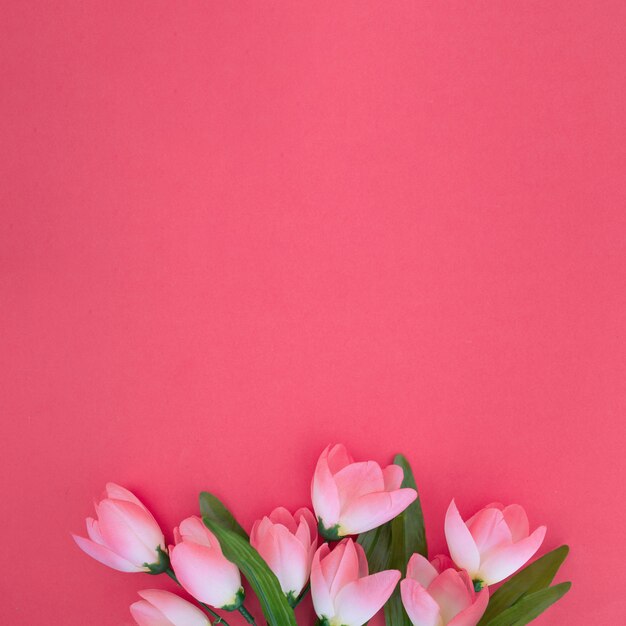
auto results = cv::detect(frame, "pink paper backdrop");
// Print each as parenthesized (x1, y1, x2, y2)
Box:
(2, 2, 625, 624)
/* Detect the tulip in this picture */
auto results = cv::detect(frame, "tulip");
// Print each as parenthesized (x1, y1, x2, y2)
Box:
(170, 515, 244, 610)
(445, 500, 546, 589)
(130, 590, 210, 626)
(250, 506, 318, 605)
(311, 444, 417, 539)
(72, 483, 167, 573)
(311, 538, 400, 626)
(401, 553, 488, 626)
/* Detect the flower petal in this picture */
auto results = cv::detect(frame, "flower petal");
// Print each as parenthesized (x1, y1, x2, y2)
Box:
(466, 508, 512, 562)
(406, 553, 439, 589)
(334, 461, 385, 505)
(502, 505, 530, 543)
(97, 500, 162, 566)
(311, 544, 335, 620)
(340, 489, 417, 534)
(130, 600, 173, 626)
(400, 579, 442, 626)
(448, 588, 489, 626)
(427, 570, 472, 624)
(334, 570, 401, 626)
(444, 501, 480, 576)
(73, 535, 143, 572)
(479, 525, 547, 585)
(312, 447, 342, 529)
(105, 483, 148, 511)
(382, 464, 404, 491)
(138, 590, 210, 626)
(327, 444, 354, 474)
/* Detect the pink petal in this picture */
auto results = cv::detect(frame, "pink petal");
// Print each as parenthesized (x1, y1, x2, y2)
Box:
(177, 516, 216, 549)
(400, 579, 442, 626)
(256, 525, 309, 596)
(311, 544, 335, 619)
(294, 511, 316, 548)
(448, 588, 489, 626)
(479, 525, 547, 585)
(334, 570, 401, 625)
(268, 507, 298, 534)
(406, 553, 438, 589)
(73, 534, 143, 572)
(354, 541, 369, 577)
(105, 483, 148, 511)
(431, 555, 456, 574)
(97, 500, 162, 566)
(444, 501, 480, 576)
(502, 505, 530, 542)
(334, 461, 385, 505)
(382, 464, 405, 491)
(319, 540, 348, 592)
(427, 570, 472, 624)
(170, 542, 241, 608)
(295, 507, 318, 541)
(340, 489, 417, 534)
(466, 508, 512, 561)
(326, 444, 354, 474)
(130, 600, 173, 626)
(86, 517, 106, 546)
(328, 539, 361, 599)
(138, 590, 210, 626)
(312, 448, 341, 529)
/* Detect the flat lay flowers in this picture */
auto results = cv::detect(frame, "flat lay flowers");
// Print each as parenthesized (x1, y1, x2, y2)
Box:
(73, 444, 570, 625)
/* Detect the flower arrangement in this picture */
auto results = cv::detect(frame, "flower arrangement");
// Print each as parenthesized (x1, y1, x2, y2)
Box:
(73, 444, 570, 625)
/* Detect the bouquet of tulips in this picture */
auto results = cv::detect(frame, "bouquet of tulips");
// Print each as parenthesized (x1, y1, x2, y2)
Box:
(73, 444, 570, 626)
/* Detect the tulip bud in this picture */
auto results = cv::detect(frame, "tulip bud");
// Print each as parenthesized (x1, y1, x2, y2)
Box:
(311, 539, 400, 626)
(445, 500, 546, 588)
(170, 516, 244, 610)
(72, 483, 167, 573)
(401, 553, 489, 626)
(250, 506, 317, 605)
(311, 444, 417, 539)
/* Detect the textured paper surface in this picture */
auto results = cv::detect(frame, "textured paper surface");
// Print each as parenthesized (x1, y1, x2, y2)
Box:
(2, 2, 625, 624)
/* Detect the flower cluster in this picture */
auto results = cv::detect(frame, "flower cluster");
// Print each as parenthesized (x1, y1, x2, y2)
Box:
(73, 444, 569, 625)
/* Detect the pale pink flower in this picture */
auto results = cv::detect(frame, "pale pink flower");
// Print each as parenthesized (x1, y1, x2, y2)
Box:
(72, 483, 166, 573)
(311, 444, 417, 538)
(401, 553, 488, 626)
(130, 590, 210, 626)
(445, 500, 546, 588)
(169, 516, 243, 609)
(311, 538, 400, 626)
(250, 506, 318, 603)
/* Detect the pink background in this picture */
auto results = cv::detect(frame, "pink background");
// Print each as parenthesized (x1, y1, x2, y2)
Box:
(2, 2, 625, 624)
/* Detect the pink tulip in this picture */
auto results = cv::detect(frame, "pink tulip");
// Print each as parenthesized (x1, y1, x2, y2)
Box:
(72, 483, 167, 573)
(401, 553, 488, 626)
(311, 444, 417, 538)
(445, 500, 547, 588)
(169, 516, 243, 610)
(130, 590, 210, 626)
(250, 506, 318, 604)
(311, 538, 401, 626)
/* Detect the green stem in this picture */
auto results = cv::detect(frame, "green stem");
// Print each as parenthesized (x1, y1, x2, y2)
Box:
(238, 604, 257, 624)
(293, 583, 310, 608)
(165, 568, 230, 625)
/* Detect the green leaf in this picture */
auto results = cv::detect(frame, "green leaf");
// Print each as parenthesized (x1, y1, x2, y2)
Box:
(483, 582, 571, 626)
(202, 516, 297, 626)
(383, 453, 428, 626)
(357, 523, 392, 572)
(199, 491, 249, 539)
(391, 453, 427, 562)
(479, 545, 569, 624)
